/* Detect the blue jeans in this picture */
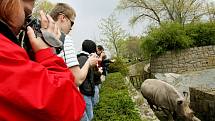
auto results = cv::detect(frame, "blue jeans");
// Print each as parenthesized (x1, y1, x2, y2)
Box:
(93, 85, 100, 107)
(81, 111, 89, 121)
(81, 95, 94, 121)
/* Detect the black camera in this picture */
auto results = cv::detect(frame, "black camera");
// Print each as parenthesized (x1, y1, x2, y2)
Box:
(25, 15, 42, 38)
(19, 15, 65, 60)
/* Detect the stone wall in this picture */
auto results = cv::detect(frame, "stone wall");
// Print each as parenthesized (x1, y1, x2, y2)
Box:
(190, 87, 215, 121)
(128, 62, 145, 76)
(150, 45, 215, 73)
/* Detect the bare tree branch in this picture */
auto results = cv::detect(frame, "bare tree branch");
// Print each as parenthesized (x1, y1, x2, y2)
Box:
(118, 0, 213, 26)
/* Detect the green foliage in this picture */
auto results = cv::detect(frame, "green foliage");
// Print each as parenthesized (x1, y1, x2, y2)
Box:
(33, 0, 54, 17)
(141, 22, 215, 58)
(117, 39, 127, 57)
(185, 22, 215, 47)
(93, 73, 141, 121)
(108, 57, 129, 76)
(141, 22, 192, 57)
(125, 36, 144, 59)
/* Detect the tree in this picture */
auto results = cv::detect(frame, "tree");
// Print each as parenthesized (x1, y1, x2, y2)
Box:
(118, 36, 143, 59)
(207, 2, 215, 22)
(117, 0, 213, 26)
(33, 0, 54, 17)
(126, 36, 144, 59)
(116, 39, 127, 57)
(99, 14, 127, 57)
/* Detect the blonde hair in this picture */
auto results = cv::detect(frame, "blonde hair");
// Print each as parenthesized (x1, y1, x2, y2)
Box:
(50, 3, 76, 22)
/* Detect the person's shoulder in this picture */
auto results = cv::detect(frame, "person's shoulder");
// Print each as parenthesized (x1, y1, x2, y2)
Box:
(77, 51, 89, 58)
(65, 35, 72, 39)
(64, 35, 75, 50)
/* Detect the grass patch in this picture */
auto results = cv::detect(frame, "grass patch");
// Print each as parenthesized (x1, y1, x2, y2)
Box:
(93, 73, 141, 121)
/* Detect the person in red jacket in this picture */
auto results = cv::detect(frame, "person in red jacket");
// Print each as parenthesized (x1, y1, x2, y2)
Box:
(0, 0, 85, 121)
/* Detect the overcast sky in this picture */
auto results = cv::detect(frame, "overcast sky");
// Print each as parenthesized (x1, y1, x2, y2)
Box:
(51, 0, 144, 51)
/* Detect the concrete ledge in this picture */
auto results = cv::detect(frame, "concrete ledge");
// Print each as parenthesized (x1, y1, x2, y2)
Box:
(190, 87, 215, 121)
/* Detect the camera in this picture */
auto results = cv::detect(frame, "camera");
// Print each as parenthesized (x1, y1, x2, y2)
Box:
(25, 15, 42, 38)
(19, 15, 65, 60)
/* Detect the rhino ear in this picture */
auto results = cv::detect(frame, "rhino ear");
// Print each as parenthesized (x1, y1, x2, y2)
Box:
(177, 99, 183, 105)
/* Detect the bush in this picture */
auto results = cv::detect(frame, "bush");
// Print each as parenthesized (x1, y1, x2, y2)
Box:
(93, 73, 141, 121)
(108, 57, 129, 76)
(141, 21, 215, 58)
(185, 22, 215, 47)
(141, 22, 192, 57)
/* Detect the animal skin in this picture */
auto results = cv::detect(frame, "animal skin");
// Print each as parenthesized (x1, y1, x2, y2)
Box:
(141, 79, 201, 121)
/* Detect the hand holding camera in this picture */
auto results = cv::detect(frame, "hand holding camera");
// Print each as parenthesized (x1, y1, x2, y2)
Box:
(27, 11, 61, 53)
(87, 53, 99, 67)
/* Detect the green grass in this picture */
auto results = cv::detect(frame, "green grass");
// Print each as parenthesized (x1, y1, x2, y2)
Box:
(93, 73, 142, 121)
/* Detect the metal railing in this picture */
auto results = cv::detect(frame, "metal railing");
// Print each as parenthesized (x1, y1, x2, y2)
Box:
(129, 75, 145, 90)
(129, 72, 153, 90)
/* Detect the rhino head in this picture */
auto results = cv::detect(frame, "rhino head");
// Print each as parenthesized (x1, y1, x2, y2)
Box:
(175, 92, 201, 121)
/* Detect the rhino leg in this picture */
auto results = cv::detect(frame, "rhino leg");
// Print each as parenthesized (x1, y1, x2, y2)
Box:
(162, 108, 174, 121)
(172, 111, 177, 120)
(146, 99, 162, 111)
(146, 99, 156, 111)
(148, 103, 155, 110)
(156, 106, 163, 111)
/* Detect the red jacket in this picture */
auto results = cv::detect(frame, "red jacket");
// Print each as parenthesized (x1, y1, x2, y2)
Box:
(0, 32, 85, 121)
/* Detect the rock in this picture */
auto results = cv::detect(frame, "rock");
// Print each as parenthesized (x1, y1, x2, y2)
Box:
(154, 73, 181, 84)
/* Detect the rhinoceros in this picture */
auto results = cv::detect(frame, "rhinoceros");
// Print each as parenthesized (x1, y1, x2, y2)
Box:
(141, 79, 200, 121)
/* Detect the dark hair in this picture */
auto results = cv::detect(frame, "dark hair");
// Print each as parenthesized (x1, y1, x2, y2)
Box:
(97, 45, 104, 51)
(82, 40, 96, 54)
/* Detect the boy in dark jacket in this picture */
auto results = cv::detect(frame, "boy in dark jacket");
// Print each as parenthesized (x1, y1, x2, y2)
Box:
(78, 40, 97, 121)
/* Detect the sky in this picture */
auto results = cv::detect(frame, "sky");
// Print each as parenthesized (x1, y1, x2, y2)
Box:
(50, 0, 144, 51)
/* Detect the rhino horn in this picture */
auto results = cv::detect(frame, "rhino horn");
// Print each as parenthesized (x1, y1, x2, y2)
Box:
(192, 116, 201, 121)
